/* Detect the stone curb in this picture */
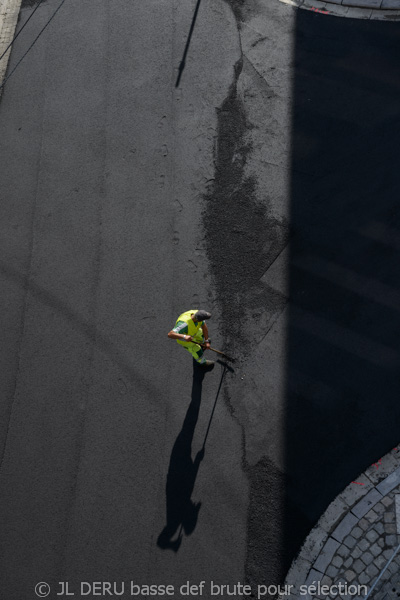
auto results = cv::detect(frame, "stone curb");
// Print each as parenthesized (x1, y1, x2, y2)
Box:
(279, 0, 400, 20)
(280, 445, 400, 599)
(0, 0, 23, 89)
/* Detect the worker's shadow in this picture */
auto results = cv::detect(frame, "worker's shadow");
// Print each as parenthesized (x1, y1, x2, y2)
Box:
(157, 361, 205, 552)
(157, 361, 229, 552)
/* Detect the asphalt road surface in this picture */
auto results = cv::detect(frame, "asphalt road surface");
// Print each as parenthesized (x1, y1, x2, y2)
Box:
(0, 0, 400, 598)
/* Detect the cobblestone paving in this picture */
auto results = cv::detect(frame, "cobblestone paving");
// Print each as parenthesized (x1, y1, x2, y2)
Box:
(282, 448, 400, 600)
(315, 488, 400, 598)
(372, 563, 400, 600)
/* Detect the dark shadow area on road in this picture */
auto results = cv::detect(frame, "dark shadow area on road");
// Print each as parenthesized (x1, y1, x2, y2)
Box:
(175, 0, 202, 87)
(284, 11, 400, 564)
(157, 362, 205, 551)
(157, 361, 227, 551)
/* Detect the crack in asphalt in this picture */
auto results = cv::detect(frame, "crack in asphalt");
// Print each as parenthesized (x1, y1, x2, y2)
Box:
(243, 54, 278, 98)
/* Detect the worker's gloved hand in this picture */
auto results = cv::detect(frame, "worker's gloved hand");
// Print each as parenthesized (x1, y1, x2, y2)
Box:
(195, 340, 209, 349)
(197, 340, 211, 350)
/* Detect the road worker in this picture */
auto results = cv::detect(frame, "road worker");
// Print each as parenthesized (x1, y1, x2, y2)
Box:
(167, 310, 214, 370)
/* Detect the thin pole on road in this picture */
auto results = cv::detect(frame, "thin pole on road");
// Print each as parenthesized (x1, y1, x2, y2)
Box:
(202, 364, 227, 449)
(175, 0, 202, 88)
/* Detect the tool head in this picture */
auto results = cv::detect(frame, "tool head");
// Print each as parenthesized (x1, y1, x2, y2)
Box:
(216, 360, 235, 373)
(221, 353, 235, 363)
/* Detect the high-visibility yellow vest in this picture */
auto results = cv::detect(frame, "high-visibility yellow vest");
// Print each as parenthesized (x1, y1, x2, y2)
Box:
(175, 310, 204, 346)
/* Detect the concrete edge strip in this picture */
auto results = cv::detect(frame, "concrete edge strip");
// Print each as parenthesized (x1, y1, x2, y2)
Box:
(0, 0, 23, 87)
(279, 445, 400, 598)
(278, 0, 400, 20)
(396, 494, 400, 535)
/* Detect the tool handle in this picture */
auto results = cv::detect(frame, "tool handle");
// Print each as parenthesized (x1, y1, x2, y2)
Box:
(179, 338, 235, 362)
(203, 344, 235, 363)
(208, 346, 226, 357)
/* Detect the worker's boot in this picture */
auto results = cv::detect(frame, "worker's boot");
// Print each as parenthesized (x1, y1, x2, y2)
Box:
(201, 360, 215, 371)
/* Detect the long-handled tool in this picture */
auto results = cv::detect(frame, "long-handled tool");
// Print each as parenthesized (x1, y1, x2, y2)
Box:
(194, 341, 235, 363)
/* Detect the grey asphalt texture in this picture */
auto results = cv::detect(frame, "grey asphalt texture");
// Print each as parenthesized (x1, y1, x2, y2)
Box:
(0, 0, 400, 598)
